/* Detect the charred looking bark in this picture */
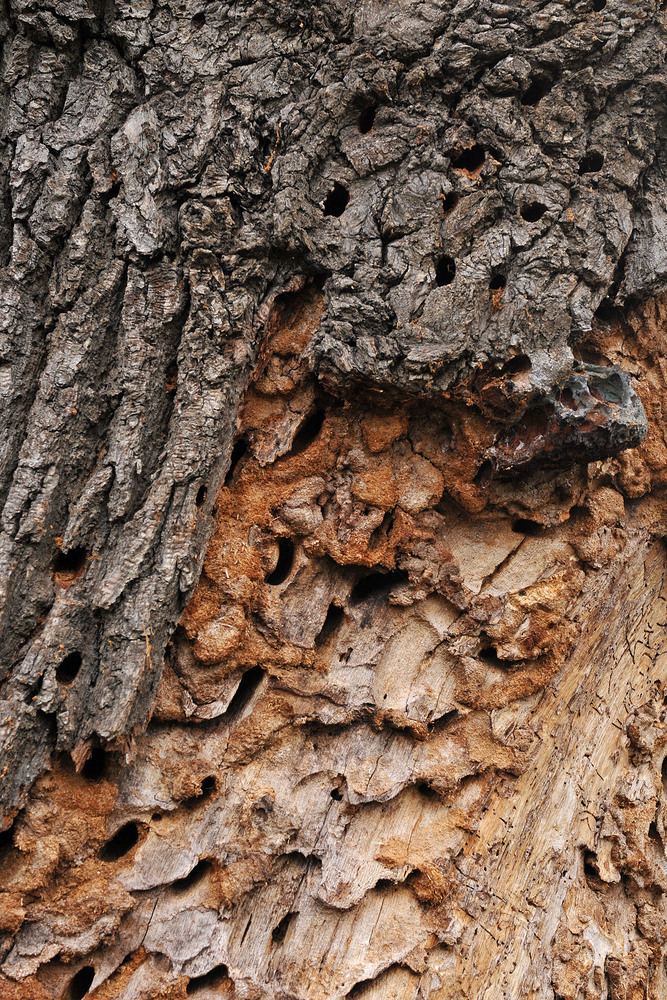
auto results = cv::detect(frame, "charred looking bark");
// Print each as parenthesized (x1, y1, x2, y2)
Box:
(1, 3, 667, 995)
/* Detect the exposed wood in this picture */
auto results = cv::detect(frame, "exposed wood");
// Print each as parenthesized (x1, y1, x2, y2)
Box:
(2, 293, 667, 998)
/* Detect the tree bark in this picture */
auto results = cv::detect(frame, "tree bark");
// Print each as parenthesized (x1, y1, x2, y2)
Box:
(1, 1, 667, 997)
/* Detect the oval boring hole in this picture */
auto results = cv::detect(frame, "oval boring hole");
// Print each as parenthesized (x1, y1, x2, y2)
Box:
(594, 297, 620, 323)
(202, 775, 217, 797)
(52, 546, 87, 581)
(81, 747, 107, 780)
(271, 911, 296, 945)
(521, 76, 553, 106)
(171, 859, 213, 893)
(451, 144, 485, 171)
(582, 850, 601, 885)
(182, 775, 218, 809)
(225, 666, 264, 720)
(479, 645, 503, 666)
(520, 201, 547, 222)
(99, 822, 139, 862)
(474, 459, 493, 486)
(500, 354, 531, 376)
(265, 538, 295, 585)
(511, 518, 544, 536)
(224, 437, 248, 486)
(315, 603, 345, 647)
(67, 966, 95, 1000)
(441, 190, 458, 215)
(350, 569, 405, 604)
(358, 105, 377, 133)
(428, 709, 460, 734)
(435, 255, 456, 286)
(194, 775, 217, 803)
(0, 822, 14, 852)
(195, 484, 207, 507)
(579, 151, 604, 174)
(489, 273, 506, 291)
(56, 652, 82, 685)
(191, 10, 206, 26)
(592, 0, 606, 9)
(649, 821, 663, 850)
(289, 409, 325, 456)
(186, 965, 229, 995)
(323, 182, 350, 217)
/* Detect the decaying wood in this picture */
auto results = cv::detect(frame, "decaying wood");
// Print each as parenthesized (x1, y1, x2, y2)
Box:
(2, 1, 667, 997)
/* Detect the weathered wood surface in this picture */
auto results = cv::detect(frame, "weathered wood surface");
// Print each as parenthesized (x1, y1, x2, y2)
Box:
(1, 1, 667, 997)
(1, 290, 666, 998)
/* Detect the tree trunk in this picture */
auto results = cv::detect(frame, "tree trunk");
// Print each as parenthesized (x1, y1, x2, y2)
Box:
(1, 1, 667, 997)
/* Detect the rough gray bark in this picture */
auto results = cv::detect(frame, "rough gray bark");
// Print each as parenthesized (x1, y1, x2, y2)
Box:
(1, 2, 667, 998)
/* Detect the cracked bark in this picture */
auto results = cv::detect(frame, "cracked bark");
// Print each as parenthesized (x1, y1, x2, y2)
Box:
(1, 1, 667, 997)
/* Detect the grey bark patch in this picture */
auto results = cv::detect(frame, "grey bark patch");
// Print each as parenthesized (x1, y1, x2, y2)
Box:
(487, 364, 648, 475)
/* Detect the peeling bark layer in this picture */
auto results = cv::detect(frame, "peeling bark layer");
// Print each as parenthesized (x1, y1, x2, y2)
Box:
(2, 291, 667, 998)
(2, 1, 667, 997)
